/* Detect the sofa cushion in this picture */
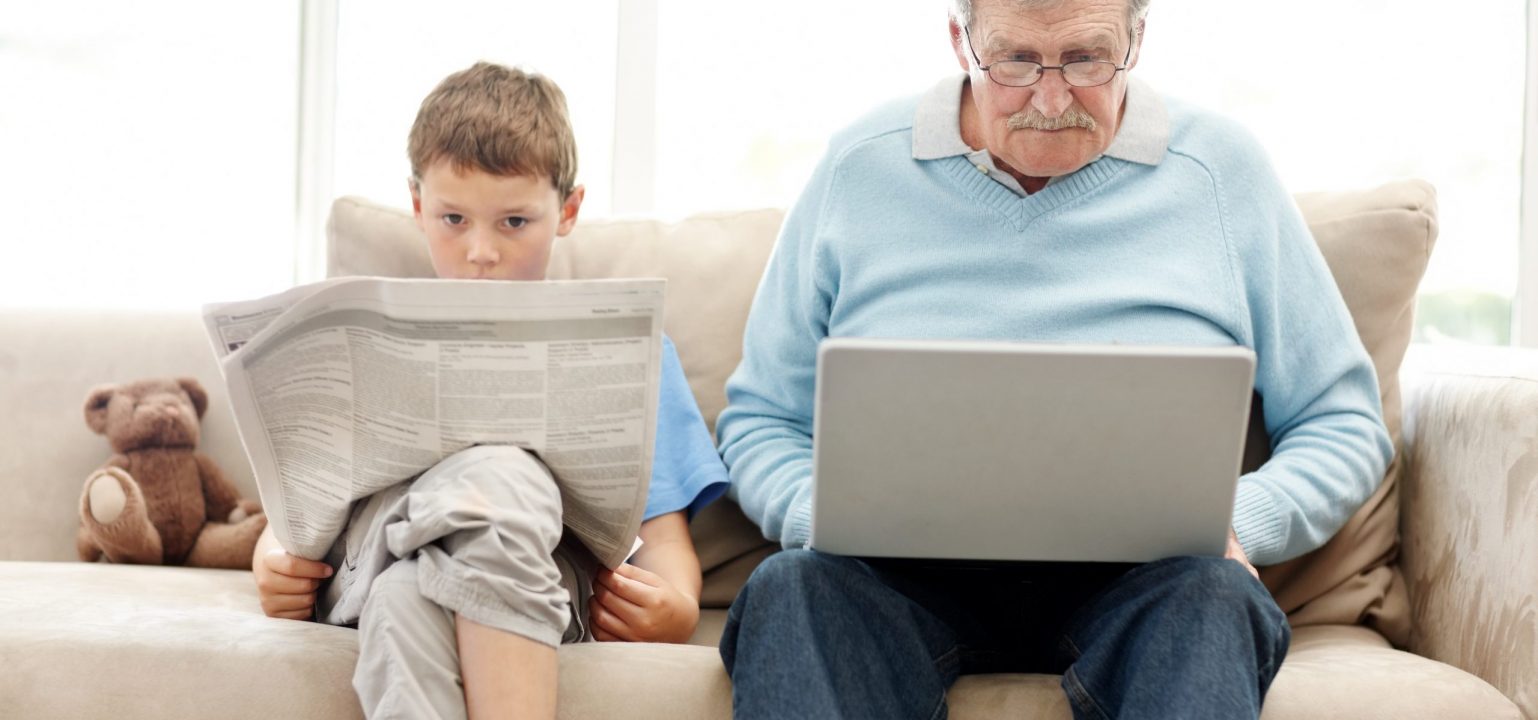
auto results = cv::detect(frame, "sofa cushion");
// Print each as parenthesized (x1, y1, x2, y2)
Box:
(1254, 180, 1438, 646)
(0, 561, 1518, 719)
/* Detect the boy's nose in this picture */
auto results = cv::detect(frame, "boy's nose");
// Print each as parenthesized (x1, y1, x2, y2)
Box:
(467, 233, 500, 266)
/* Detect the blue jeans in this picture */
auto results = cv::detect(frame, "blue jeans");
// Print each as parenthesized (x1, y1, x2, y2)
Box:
(719, 550, 1290, 719)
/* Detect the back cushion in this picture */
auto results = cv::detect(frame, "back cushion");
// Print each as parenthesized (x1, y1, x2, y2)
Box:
(327, 181, 1437, 640)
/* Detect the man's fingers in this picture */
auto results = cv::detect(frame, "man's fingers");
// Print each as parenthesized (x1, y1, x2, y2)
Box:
(264, 548, 333, 579)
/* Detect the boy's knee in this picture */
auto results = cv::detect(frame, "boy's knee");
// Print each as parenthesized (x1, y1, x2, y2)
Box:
(415, 445, 563, 531)
(360, 559, 458, 641)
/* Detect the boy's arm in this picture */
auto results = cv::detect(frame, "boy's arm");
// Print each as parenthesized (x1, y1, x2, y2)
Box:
(630, 512, 703, 601)
(588, 511, 702, 643)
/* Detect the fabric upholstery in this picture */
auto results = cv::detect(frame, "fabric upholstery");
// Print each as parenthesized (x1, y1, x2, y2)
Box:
(0, 561, 1519, 719)
(1254, 180, 1438, 646)
(0, 310, 257, 563)
(1400, 345, 1538, 719)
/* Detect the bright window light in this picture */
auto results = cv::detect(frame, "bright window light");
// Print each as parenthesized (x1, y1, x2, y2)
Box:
(0, 3, 299, 311)
(331, 0, 619, 217)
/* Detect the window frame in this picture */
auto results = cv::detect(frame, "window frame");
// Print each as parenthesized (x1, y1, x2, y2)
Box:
(295, 2, 1538, 346)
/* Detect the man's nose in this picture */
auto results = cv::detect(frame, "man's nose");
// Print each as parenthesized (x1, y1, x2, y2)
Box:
(467, 231, 500, 266)
(1029, 69, 1075, 118)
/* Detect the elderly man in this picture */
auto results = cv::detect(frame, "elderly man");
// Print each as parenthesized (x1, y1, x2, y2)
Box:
(715, 0, 1394, 717)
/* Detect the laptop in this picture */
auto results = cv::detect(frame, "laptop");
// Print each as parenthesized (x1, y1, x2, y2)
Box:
(808, 338, 1256, 563)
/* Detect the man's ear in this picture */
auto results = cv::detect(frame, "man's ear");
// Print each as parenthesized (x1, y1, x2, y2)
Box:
(177, 377, 209, 418)
(83, 385, 117, 435)
(1128, 20, 1146, 70)
(556, 185, 586, 237)
(949, 17, 971, 74)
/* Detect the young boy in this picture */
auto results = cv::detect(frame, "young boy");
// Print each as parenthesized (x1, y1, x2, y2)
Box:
(250, 62, 728, 720)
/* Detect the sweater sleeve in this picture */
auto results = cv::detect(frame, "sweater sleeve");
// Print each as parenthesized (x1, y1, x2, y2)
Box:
(715, 150, 840, 550)
(1221, 139, 1395, 566)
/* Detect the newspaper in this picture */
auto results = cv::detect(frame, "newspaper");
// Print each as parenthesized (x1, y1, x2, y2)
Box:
(201, 276, 665, 569)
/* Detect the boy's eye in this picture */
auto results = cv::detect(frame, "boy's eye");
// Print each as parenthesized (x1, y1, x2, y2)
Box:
(503, 217, 528, 229)
(442, 213, 465, 226)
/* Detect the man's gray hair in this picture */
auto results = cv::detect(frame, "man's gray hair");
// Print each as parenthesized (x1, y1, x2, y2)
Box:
(950, 0, 1150, 42)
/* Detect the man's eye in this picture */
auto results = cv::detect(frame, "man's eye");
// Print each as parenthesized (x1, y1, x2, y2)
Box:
(503, 217, 527, 229)
(443, 213, 465, 225)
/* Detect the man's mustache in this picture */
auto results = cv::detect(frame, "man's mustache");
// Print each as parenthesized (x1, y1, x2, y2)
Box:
(1007, 108, 1098, 131)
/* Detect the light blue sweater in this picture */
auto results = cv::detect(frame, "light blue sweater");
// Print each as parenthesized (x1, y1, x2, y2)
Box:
(717, 89, 1394, 567)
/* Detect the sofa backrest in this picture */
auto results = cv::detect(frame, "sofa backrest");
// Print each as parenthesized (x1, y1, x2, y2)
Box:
(0, 183, 1437, 637)
(0, 310, 257, 562)
(325, 184, 1438, 634)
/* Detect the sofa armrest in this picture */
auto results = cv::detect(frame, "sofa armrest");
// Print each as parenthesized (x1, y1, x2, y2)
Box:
(1400, 345, 1538, 718)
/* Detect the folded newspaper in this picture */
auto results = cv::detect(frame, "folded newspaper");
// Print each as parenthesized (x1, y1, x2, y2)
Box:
(202, 276, 665, 570)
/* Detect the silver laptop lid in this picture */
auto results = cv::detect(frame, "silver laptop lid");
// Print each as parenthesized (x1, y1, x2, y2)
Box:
(809, 338, 1255, 563)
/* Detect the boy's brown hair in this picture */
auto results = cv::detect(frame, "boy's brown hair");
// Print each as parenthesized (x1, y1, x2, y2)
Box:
(407, 62, 578, 197)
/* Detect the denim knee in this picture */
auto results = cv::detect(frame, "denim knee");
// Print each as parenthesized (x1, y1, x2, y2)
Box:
(1145, 556, 1290, 651)
(736, 549, 859, 603)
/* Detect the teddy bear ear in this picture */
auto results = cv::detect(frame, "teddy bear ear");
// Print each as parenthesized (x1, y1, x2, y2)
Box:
(83, 385, 117, 435)
(177, 377, 209, 418)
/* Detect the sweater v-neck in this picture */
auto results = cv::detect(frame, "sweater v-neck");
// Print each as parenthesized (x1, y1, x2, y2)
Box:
(941, 154, 1129, 231)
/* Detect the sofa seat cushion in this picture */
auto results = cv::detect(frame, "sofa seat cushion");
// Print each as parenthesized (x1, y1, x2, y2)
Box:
(0, 562, 1518, 719)
(0, 563, 1513, 720)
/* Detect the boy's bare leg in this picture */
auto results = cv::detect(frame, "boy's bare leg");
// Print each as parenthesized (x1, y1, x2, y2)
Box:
(456, 614, 557, 720)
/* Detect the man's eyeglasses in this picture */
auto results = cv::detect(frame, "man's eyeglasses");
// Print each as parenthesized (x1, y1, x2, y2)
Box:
(962, 26, 1131, 88)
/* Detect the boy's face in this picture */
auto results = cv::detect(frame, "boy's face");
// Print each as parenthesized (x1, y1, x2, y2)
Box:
(410, 162, 584, 281)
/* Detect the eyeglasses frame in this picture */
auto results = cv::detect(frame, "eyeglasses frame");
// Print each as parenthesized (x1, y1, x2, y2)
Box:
(961, 25, 1133, 89)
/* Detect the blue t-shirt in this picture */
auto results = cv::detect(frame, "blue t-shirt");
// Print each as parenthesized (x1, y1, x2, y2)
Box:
(642, 335, 729, 521)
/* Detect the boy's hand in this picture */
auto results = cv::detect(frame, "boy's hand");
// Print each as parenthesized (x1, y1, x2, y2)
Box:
(254, 548, 332, 621)
(589, 562, 700, 644)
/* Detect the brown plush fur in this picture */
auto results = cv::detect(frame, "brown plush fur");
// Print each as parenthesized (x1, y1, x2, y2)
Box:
(76, 377, 266, 569)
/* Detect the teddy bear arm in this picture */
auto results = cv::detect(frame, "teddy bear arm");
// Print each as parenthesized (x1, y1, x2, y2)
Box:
(195, 453, 246, 521)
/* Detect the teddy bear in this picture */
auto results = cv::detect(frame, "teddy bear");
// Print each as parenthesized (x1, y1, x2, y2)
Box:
(76, 377, 267, 569)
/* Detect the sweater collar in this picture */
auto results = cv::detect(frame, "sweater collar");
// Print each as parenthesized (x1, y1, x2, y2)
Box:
(911, 73, 1168, 167)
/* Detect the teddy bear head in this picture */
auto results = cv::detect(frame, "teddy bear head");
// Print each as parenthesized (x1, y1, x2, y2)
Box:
(84, 377, 209, 453)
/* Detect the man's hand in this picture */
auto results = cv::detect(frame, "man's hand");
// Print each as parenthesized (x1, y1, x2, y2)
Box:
(254, 547, 332, 620)
(1226, 527, 1259, 580)
(589, 562, 700, 643)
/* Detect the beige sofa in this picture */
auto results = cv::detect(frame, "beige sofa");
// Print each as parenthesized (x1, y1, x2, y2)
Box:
(1, 181, 1534, 719)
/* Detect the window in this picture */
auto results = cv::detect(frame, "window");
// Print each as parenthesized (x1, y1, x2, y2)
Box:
(652, 1, 957, 219)
(1137, 2, 1523, 345)
(0, 3, 300, 310)
(4, 1, 1530, 347)
(331, 0, 619, 218)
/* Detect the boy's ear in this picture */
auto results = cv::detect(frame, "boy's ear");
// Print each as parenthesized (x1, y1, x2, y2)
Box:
(556, 185, 585, 237)
(408, 177, 425, 230)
